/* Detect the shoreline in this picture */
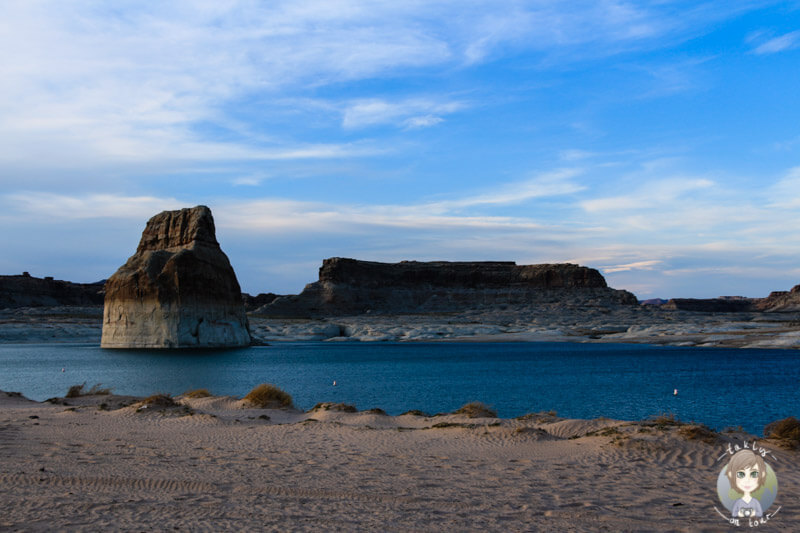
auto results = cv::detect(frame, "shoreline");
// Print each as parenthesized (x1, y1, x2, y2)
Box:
(2, 389, 798, 531)
(3, 305, 800, 349)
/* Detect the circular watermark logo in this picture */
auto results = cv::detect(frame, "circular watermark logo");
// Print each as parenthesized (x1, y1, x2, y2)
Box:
(714, 441, 781, 527)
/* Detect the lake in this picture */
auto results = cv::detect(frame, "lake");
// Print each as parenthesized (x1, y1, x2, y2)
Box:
(1, 341, 797, 435)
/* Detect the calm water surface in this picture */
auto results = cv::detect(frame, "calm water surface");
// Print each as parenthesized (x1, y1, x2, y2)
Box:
(1, 342, 798, 435)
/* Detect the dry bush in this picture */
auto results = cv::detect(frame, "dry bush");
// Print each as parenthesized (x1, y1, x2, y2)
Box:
(141, 394, 179, 408)
(310, 402, 357, 413)
(677, 424, 720, 444)
(400, 409, 430, 417)
(516, 411, 559, 423)
(453, 402, 498, 419)
(365, 408, 388, 416)
(644, 413, 683, 430)
(764, 417, 800, 448)
(65, 382, 111, 398)
(183, 389, 212, 398)
(243, 383, 293, 408)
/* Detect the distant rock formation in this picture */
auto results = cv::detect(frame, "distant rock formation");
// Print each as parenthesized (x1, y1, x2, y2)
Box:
(755, 285, 800, 312)
(256, 258, 638, 317)
(0, 273, 105, 308)
(101, 206, 251, 348)
(242, 292, 280, 312)
(663, 297, 756, 313)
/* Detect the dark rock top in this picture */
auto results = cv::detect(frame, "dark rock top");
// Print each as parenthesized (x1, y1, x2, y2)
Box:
(136, 205, 218, 252)
(663, 297, 756, 313)
(257, 257, 637, 317)
(0, 274, 105, 308)
(318, 258, 608, 289)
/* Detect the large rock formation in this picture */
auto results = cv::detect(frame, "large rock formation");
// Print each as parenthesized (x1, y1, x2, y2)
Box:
(663, 297, 756, 313)
(755, 285, 800, 312)
(257, 258, 638, 317)
(101, 206, 251, 348)
(0, 273, 104, 308)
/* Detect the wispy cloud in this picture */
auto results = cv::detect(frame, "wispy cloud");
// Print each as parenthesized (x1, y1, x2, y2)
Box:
(341, 98, 465, 129)
(581, 177, 714, 213)
(429, 168, 586, 211)
(751, 30, 800, 54)
(602, 260, 662, 274)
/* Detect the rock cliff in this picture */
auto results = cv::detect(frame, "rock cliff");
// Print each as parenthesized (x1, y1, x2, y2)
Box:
(0, 273, 104, 308)
(755, 285, 800, 312)
(257, 258, 638, 317)
(101, 206, 251, 348)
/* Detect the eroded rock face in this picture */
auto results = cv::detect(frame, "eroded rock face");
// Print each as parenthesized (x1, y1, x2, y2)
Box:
(0, 274, 104, 308)
(259, 258, 638, 317)
(101, 206, 251, 348)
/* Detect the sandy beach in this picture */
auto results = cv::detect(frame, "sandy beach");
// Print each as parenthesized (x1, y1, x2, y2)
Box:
(1, 390, 797, 532)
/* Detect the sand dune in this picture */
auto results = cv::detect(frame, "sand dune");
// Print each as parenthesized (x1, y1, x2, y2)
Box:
(1, 390, 797, 531)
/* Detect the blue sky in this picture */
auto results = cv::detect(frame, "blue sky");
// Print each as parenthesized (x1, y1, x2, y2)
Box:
(1, 1, 799, 299)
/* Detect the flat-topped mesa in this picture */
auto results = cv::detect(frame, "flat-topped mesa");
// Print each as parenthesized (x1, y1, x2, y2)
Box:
(258, 258, 637, 317)
(101, 206, 251, 348)
(318, 258, 609, 289)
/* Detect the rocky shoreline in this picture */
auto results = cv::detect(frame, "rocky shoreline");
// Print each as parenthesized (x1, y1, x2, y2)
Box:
(3, 303, 800, 349)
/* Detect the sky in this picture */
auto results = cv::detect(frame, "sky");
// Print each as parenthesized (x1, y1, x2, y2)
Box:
(1, 0, 800, 299)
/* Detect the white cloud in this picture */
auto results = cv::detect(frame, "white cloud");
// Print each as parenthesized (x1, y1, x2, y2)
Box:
(1, 193, 183, 221)
(581, 177, 714, 213)
(751, 30, 800, 55)
(769, 166, 800, 207)
(602, 260, 662, 274)
(430, 168, 586, 211)
(341, 98, 464, 129)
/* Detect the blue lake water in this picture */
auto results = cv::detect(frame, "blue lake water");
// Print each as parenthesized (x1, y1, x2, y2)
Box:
(1, 341, 798, 435)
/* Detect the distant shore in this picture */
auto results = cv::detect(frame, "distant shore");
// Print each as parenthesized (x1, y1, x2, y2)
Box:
(3, 305, 800, 349)
(1, 389, 797, 531)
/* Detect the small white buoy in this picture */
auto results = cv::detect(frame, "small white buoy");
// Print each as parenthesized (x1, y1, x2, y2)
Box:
(333, 380, 337, 386)
(61, 368, 65, 373)
(673, 388, 678, 396)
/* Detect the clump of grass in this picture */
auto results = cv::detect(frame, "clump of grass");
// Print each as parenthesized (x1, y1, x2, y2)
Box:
(141, 394, 179, 408)
(183, 388, 212, 399)
(310, 402, 357, 413)
(400, 409, 430, 417)
(243, 383, 293, 409)
(644, 413, 683, 430)
(764, 417, 800, 448)
(677, 424, 719, 444)
(516, 410, 559, 423)
(365, 408, 387, 416)
(65, 382, 111, 398)
(453, 402, 498, 419)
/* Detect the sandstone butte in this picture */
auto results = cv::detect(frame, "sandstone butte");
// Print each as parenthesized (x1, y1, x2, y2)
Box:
(101, 206, 251, 348)
(258, 257, 639, 317)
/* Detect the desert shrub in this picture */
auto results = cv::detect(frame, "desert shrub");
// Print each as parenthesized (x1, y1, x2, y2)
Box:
(310, 402, 357, 413)
(141, 394, 179, 408)
(677, 424, 719, 444)
(400, 409, 430, 417)
(243, 383, 293, 408)
(66, 382, 111, 398)
(764, 417, 800, 448)
(453, 402, 498, 419)
(644, 413, 683, 430)
(183, 389, 212, 399)
(366, 408, 387, 416)
(516, 411, 559, 423)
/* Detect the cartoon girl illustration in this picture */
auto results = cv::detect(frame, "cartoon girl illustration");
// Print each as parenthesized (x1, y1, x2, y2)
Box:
(725, 449, 767, 518)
